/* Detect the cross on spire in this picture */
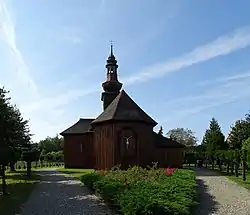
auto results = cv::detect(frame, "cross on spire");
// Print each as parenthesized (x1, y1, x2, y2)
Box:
(110, 40, 114, 56)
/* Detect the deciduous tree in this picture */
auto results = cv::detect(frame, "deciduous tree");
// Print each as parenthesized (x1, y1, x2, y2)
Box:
(166, 128, 197, 147)
(227, 119, 250, 149)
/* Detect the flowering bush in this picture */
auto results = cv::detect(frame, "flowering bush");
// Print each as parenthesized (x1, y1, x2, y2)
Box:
(163, 168, 177, 175)
(82, 166, 197, 215)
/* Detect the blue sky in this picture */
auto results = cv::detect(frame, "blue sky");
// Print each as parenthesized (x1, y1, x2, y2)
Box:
(1, 0, 250, 143)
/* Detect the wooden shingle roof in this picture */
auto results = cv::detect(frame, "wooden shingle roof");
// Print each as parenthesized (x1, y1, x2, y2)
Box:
(60, 118, 94, 135)
(153, 132, 185, 148)
(91, 90, 157, 126)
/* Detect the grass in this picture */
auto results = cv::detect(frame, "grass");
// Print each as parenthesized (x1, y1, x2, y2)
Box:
(0, 170, 41, 215)
(57, 168, 93, 180)
(226, 171, 250, 190)
(186, 163, 250, 190)
(203, 165, 250, 189)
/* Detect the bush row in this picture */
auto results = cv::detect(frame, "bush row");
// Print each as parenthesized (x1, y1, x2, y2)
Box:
(81, 166, 197, 215)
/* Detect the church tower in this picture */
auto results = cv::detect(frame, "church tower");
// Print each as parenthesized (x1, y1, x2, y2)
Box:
(101, 43, 123, 110)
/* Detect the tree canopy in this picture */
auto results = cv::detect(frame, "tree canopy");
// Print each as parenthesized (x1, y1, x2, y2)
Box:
(0, 87, 32, 194)
(166, 128, 197, 147)
(202, 117, 227, 156)
(227, 119, 250, 149)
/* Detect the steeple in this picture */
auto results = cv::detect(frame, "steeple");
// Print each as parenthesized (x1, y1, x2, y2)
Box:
(101, 42, 123, 110)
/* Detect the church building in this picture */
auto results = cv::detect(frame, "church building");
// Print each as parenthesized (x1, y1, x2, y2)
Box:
(60, 45, 185, 170)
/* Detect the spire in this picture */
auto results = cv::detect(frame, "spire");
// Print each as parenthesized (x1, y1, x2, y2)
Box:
(110, 40, 114, 57)
(101, 42, 123, 110)
(107, 40, 116, 63)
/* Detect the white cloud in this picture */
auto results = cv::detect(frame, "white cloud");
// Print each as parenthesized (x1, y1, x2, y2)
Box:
(60, 26, 86, 44)
(197, 71, 250, 86)
(161, 72, 250, 122)
(2, 1, 250, 142)
(23, 26, 250, 141)
(0, 0, 38, 97)
(123, 26, 250, 85)
(20, 87, 99, 114)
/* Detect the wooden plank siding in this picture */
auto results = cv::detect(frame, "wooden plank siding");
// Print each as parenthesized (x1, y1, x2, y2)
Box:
(63, 133, 94, 168)
(94, 124, 115, 170)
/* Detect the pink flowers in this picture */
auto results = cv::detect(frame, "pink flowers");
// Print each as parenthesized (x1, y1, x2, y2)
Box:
(97, 168, 108, 176)
(163, 168, 176, 175)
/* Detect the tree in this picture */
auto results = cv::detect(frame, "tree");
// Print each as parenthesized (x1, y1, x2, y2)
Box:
(38, 135, 63, 153)
(158, 126, 163, 136)
(0, 87, 31, 194)
(166, 128, 197, 147)
(7, 105, 31, 171)
(242, 137, 250, 178)
(202, 118, 226, 169)
(21, 146, 40, 176)
(202, 118, 227, 151)
(0, 88, 13, 194)
(227, 119, 250, 149)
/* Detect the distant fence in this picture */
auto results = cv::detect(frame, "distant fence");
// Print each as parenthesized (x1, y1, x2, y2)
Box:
(13, 161, 64, 170)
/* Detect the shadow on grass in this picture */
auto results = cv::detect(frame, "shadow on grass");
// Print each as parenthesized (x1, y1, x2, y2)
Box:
(0, 175, 40, 215)
(59, 170, 91, 175)
(192, 179, 219, 215)
(5, 173, 41, 181)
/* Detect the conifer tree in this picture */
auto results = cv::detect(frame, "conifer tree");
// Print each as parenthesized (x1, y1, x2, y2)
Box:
(202, 118, 226, 169)
(0, 87, 31, 194)
(203, 118, 227, 151)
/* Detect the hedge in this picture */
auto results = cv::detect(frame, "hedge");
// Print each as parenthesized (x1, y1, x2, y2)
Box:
(82, 166, 197, 215)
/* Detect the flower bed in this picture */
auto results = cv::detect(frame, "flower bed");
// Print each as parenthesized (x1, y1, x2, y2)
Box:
(82, 166, 197, 215)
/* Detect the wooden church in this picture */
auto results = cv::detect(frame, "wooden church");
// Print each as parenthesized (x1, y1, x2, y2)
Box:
(60, 45, 185, 170)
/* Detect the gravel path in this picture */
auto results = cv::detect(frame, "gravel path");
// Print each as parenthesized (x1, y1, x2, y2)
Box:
(191, 167, 250, 215)
(19, 169, 116, 215)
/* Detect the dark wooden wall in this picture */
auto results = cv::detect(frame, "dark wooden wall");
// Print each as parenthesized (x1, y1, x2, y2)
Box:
(93, 124, 115, 170)
(63, 132, 94, 168)
(155, 148, 184, 168)
(113, 122, 155, 169)
(63, 124, 184, 170)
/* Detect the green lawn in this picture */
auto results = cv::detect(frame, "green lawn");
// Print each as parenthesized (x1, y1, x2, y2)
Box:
(0, 170, 41, 215)
(57, 168, 93, 180)
(196, 164, 250, 190)
(226, 171, 250, 190)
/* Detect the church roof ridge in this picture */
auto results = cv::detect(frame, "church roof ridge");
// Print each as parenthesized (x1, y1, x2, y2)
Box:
(92, 90, 157, 126)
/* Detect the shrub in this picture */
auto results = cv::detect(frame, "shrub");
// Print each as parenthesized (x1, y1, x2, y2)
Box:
(81, 172, 105, 190)
(83, 166, 197, 215)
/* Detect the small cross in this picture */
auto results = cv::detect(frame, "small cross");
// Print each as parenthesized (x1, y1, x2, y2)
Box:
(110, 40, 113, 46)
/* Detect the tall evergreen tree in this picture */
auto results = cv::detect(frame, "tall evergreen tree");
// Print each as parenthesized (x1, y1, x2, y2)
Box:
(0, 87, 31, 194)
(202, 118, 227, 162)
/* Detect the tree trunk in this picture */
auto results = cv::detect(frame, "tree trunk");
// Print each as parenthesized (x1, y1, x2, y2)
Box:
(1, 165, 7, 195)
(230, 162, 234, 175)
(235, 164, 239, 177)
(227, 162, 230, 173)
(242, 160, 247, 181)
(26, 162, 31, 177)
(9, 161, 16, 172)
(211, 159, 215, 170)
